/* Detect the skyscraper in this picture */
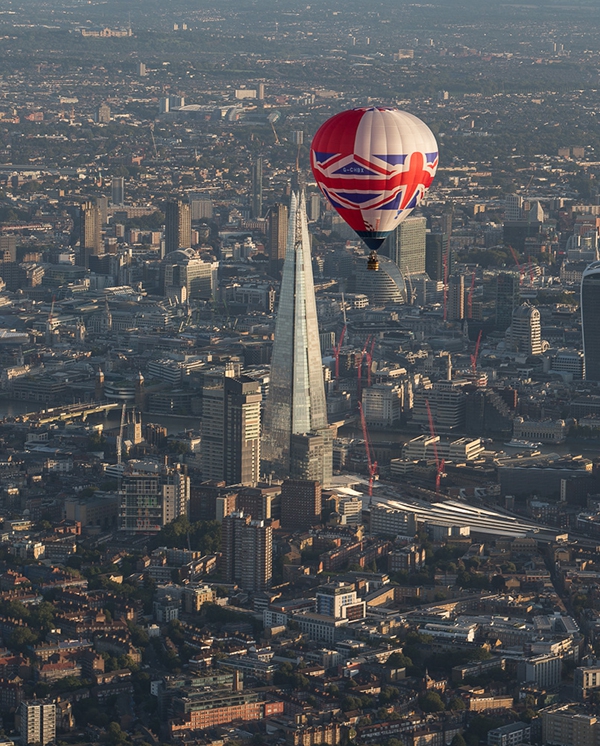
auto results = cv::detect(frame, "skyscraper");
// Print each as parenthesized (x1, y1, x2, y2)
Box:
(111, 176, 125, 205)
(495, 272, 520, 331)
(200, 371, 227, 482)
(79, 199, 102, 267)
(165, 199, 192, 254)
(200, 372, 261, 487)
(251, 157, 263, 219)
(224, 376, 262, 487)
(425, 232, 447, 282)
(510, 303, 542, 356)
(381, 215, 427, 275)
(581, 261, 600, 380)
(267, 202, 288, 277)
(308, 193, 321, 222)
(505, 194, 523, 222)
(447, 274, 465, 321)
(262, 191, 332, 486)
(222, 511, 272, 590)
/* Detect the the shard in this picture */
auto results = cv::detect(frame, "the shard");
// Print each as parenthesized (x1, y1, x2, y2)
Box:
(262, 191, 332, 485)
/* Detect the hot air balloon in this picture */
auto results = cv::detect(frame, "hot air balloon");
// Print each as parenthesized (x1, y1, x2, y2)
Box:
(310, 107, 438, 269)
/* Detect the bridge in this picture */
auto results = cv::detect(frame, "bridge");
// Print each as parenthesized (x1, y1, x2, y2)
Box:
(11, 401, 121, 425)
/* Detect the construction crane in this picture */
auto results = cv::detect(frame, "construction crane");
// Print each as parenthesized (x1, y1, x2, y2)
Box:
(341, 291, 347, 326)
(149, 122, 158, 159)
(404, 267, 415, 305)
(508, 245, 524, 285)
(365, 337, 376, 388)
(425, 399, 445, 493)
(527, 256, 535, 288)
(443, 250, 449, 321)
(357, 335, 371, 400)
(116, 403, 126, 467)
(45, 295, 57, 344)
(358, 401, 378, 500)
(467, 272, 475, 319)
(271, 120, 281, 146)
(470, 329, 483, 375)
(334, 324, 347, 382)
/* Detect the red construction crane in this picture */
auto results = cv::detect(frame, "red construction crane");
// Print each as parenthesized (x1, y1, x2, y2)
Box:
(527, 256, 535, 288)
(365, 337, 376, 387)
(470, 329, 483, 375)
(357, 335, 371, 400)
(425, 399, 445, 492)
(358, 401, 378, 498)
(333, 324, 346, 382)
(467, 272, 475, 319)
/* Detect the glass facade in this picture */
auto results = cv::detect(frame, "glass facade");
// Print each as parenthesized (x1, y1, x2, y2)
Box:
(581, 262, 600, 381)
(262, 192, 330, 482)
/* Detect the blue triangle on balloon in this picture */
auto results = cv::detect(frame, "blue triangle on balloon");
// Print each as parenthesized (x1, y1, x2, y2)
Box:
(313, 151, 338, 164)
(323, 190, 347, 210)
(379, 192, 403, 210)
(405, 193, 419, 209)
(425, 152, 438, 163)
(336, 192, 382, 204)
(374, 154, 406, 165)
(333, 162, 379, 176)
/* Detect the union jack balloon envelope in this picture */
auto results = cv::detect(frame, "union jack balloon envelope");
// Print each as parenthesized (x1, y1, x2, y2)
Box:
(310, 107, 438, 253)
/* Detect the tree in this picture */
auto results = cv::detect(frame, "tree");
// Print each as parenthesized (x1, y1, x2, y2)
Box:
(447, 697, 466, 711)
(386, 652, 412, 669)
(104, 722, 128, 746)
(451, 736, 467, 746)
(10, 626, 38, 652)
(418, 691, 445, 713)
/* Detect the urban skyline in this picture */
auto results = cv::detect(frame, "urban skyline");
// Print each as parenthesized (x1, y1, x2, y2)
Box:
(0, 1, 600, 745)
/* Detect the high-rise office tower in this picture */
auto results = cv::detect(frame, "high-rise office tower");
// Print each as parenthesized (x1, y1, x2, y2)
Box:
(97, 195, 108, 226)
(505, 194, 523, 222)
(165, 199, 192, 254)
(447, 274, 465, 321)
(495, 272, 520, 331)
(267, 202, 288, 277)
(381, 215, 427, 275)
(262, 192, 332, 486)
(425, 232, 447, 282)
(581, 261, 600, 380)
(111, 176, 125, 205)
(222, 511, 272, 590)
(79, 199, 102, 267)
(19, 700, 56, 746)
(251, 157, 263, 219)
(280, 479, 322, 532)
(200, 370, 228, 483)
(510, 303, 542, 356)
(441, 211, 453, 239)
(224, 376, 262, 487)
(308, 193, 321, 222)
